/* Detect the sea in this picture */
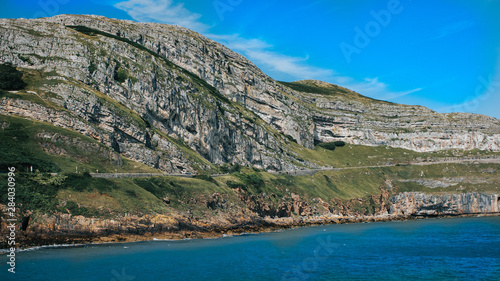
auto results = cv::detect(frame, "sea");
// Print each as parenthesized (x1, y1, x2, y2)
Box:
(2, 216, 500, 281)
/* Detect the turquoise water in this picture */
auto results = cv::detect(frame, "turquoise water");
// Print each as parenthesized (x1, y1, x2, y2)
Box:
(2, 216, 500, 280)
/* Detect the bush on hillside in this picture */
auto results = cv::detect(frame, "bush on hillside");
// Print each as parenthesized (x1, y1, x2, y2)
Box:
(317, 141, 346, 151)
(231, 172, 265, 192)
(333, 141, 346, 147)
(194, 174, 219, 186)
(0, 63, 26, 90)
(318, 142, 336, 151)
(220, 164, 241, 174)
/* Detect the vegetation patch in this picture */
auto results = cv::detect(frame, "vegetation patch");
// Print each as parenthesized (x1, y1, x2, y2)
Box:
(317, 142, 337, 151)
(113, 61, 129, 83)
(0, 63, 27, 91)
(278, 80, 392, 105)
(0, 114, 159, 174)
(234, 172, 265, 192)
(193, 174, 219, 186)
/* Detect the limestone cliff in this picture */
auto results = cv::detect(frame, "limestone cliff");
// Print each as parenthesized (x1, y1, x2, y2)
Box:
(1, 15, 499, 176)
(289, 80, 500, 152)
(0, 15, 309, 172)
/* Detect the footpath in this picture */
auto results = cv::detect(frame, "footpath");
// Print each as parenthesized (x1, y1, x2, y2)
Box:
(89, 156, 500, 179)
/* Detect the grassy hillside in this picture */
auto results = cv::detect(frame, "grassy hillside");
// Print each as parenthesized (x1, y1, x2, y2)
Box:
(279, 80, 393, 105)
(1, 160, 497, 222)
(291, 141, 499, 169)
(0, 114, 160, 173)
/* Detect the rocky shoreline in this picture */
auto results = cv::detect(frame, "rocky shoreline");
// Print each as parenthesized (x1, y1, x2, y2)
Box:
(2, 191, 499, 249)
(2, 212, 499, 250)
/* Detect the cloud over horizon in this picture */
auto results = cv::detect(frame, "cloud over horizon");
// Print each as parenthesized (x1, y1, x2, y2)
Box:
(207, 33, 335, 80)
(338, 77, 423, 102)
(436, 20, 475, 40)
(115, 0, 210, 32)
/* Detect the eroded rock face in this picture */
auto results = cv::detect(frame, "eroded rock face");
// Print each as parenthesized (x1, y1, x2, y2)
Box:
(313, 107, 500, 152)
(0, 98, 196, 173)
(40, 15, 316, 148)
(390, 192, 500, 216)
(0, 15, 499, 175)
(305, 80, 500, 152)
(0, 16, 308, 171)
(233, 189, 314, 218)
(40, 14, 499, 153)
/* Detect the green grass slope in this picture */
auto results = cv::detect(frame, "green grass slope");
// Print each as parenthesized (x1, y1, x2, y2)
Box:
(2, 160, 497, 222)
(0, 114, 160, 173)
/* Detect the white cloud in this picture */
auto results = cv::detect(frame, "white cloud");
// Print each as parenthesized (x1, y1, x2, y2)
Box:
(331, 77, 423, 101)
(115, 0, 210, 32)
(207, 34, 334, 80)
(435, 20, 475, 39)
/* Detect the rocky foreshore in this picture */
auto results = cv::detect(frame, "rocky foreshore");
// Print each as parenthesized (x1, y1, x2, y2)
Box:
(2, 209, 499, 249)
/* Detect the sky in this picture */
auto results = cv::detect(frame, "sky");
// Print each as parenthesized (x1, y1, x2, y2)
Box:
(1, 0, 499, 118)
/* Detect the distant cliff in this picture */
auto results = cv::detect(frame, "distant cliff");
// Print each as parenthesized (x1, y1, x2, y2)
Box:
(390, 192, 500, 216)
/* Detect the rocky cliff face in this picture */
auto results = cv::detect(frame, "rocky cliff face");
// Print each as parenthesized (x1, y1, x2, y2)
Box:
(0, 15, 499, 174)
(0, 15, 308, 172)
(295, 80, 500, 152)
(390, 192, 500, 216)
(41, 15, 316, 148)
(43, 15, 499, 153)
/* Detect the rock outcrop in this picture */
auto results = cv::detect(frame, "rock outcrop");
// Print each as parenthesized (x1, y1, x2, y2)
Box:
(390, 192, 500, 216)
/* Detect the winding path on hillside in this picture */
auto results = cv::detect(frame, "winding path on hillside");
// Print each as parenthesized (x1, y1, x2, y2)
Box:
(89, 156, 500, 179)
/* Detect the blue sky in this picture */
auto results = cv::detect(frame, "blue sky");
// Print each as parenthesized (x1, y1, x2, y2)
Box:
(1, 0, 499, 118)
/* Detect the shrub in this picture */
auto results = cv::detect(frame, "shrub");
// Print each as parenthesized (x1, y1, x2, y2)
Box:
(88, 61, 97, 74)
(65, 200, 79, 211)
(220, 164, 241, 174)
(284, 134, 297, 143)
(0, 63, 26, 90)
(194, 174, 218, 185)
(65, 200, 91, 216)
(243, 173, 264, 188)
(226, 180, 245, 189)
(318, 142, 336, 151)
(113, 61, 128, 83)
(114, 67, 128, 83)
(333, 141, 346, 147)
(236, 172, 265, 192)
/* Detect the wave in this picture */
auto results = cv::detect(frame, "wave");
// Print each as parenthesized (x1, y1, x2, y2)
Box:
(0, 243, 86, 253)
